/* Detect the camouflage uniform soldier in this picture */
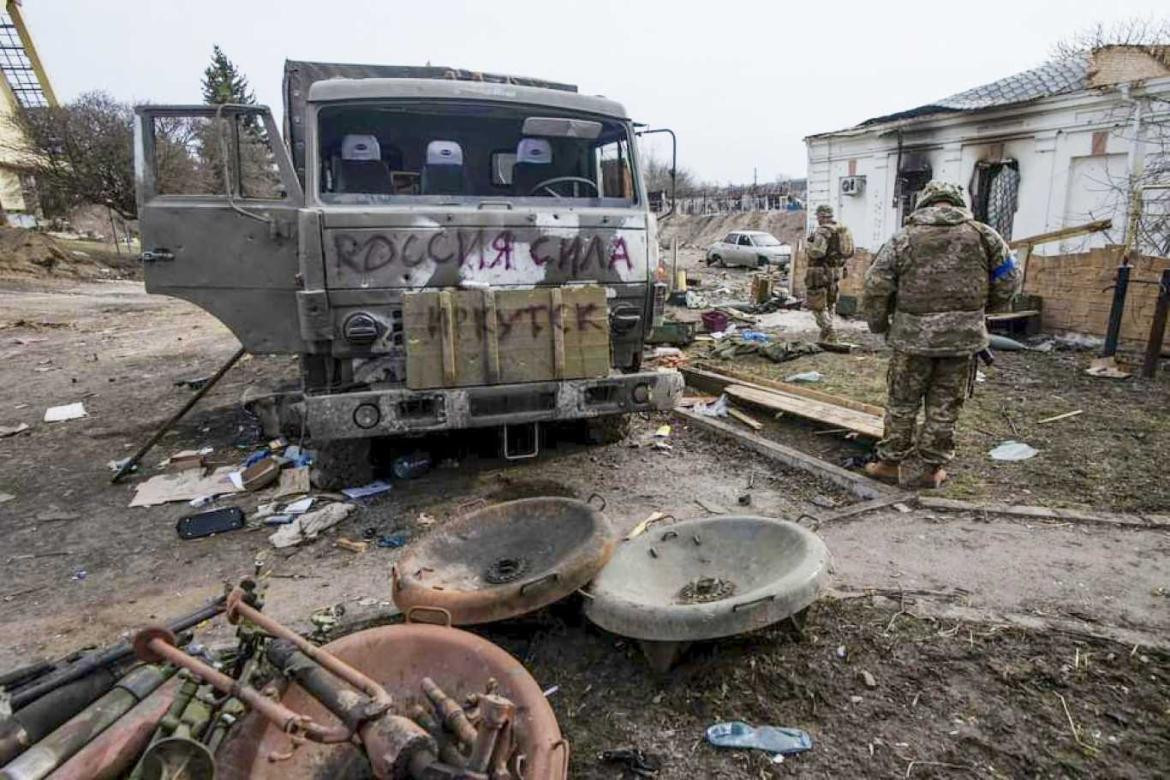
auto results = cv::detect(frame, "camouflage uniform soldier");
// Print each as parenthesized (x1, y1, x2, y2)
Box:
(805, 204, 854, 344)
(861, 181, 1022, 488)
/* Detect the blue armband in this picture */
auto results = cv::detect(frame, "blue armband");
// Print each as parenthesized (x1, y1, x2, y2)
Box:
(991, 253, 1018, 281)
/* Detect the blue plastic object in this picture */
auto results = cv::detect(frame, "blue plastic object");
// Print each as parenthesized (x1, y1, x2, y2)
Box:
(740, 330, 771, 343)
(706, 721, 813, 755)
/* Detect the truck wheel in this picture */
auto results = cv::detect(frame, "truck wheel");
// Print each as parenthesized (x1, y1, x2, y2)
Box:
(310, 438, 374, 491)
(585, 414, 631, 445)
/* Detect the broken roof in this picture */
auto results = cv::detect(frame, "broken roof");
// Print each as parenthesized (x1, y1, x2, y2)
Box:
(861, 54, 1092, 126)
(814, 46, 1170, 136)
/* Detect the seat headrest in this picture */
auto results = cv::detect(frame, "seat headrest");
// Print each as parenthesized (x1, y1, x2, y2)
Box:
(341, 135, 381, 161)
(426, 140, 463, 166)
(516, 138, 552, 165)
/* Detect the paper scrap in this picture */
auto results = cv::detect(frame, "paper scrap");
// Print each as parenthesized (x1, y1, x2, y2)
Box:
(269, 503, 355, 548)
(0, 422, 29, 437)
(274, 466, 310, 498)
(130, 466, 243, 508)
(284, 497, 315, 515)
(44, 403, 87, 423)
(341, 480, 393, 500)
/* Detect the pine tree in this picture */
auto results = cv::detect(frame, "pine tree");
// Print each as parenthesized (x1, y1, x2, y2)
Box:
(201, 45, 255, 105)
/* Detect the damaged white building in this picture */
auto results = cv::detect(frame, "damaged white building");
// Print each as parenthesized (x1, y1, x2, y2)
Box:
(805, 46, 1170, 255)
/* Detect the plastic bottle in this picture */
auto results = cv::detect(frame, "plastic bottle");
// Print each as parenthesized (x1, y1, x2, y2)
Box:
(392, 451, 432, 480)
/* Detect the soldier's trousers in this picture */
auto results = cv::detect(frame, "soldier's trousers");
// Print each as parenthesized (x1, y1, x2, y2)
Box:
(876, 351, 973, 466)
(806, 283, 838, 342)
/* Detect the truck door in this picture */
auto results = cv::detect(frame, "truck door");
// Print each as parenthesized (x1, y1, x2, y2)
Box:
(134, 105, 305, 353)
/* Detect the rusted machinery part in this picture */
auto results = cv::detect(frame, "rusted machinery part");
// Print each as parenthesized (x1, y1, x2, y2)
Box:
(0, 665, 172, 780)
(214, 624, 566, 780)
(135, 737, 217, 780)
(393, 497, 616, 625)
(359, 715, 438, 779)
(131, 626, 351, 746)
(46, 676, 182, 780)
(467, 694, 515, 773)
(419, 678, 477, 747)
(227, 583, 392, 711)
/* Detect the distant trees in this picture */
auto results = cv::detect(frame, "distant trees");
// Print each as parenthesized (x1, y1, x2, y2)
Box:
(640, 149, 700, 197)
(1051, 16, 1170, 60)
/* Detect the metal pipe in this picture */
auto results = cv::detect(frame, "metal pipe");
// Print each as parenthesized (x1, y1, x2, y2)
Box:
(110, 347, 246, 483)
(227, 586, 391, 709)
(10, 596, 226, 709)
(420, 678, 477, 747)
(131, 627, 350, 745)
(265, 640, 371, 731)
(1101, 263, 1131, 358)
(1142, 269, 1170, 378)
(45, 675, 181, 780)
(0, 667, 119, 765)
(0, 665, 172, 780)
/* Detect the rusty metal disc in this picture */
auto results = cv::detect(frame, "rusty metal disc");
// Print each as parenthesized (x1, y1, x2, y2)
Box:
(214, 624, 566, 780)
(392, 497, 616, 624)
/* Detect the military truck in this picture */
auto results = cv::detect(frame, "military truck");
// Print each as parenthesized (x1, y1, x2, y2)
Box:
(134, 61, 682, 483)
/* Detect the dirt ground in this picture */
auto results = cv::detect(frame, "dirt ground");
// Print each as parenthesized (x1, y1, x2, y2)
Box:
(2, 275, 1169, 778)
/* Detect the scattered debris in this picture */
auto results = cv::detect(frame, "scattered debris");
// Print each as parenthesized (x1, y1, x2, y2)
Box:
(273, 465, 311, 497)
(727, 407, 763, 430)
(691, 394, 729, 418)
(0, 493, 14, 504)
(1086, 356, 1131, 379)
(341, 480, 393, 500)
(34, 509, 80, 523)
(177, 506, 246, 540)
(173, 376, 211, 390)
(283, 496, 315, 514)
(43, 402, 86, 423)
(988, 334, 1027, 351)
(129, 467, 243, 508)
(785, 371, 823, 383)
(1038, 409, 1083, 425)
(391, 451, 432, 480)
(989, 441, 1039, 461)
(335, 537, 369, 553)
(161, 448, 211, 472)
(860, 670, 877, 688)
(0, 422, 29, 437)
(706, 721, 813, 756)
(695, 498, 728, 514)
(269, 502, 355, 548)
(599, 747, 662, 776)
(376, 530, 410, 548)
(737, 493, 752, 506)
(626, 511, 667, 540)
(810, 495, 836, 509)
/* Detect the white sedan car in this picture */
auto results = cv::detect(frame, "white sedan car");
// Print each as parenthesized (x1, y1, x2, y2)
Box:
(706, 231, 792, 269)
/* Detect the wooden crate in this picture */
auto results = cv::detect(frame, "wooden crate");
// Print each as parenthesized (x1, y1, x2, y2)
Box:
(403, 286, 611, 389)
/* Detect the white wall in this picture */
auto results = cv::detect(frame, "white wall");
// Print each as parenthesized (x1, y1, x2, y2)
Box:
(805, 75, 1170, 256)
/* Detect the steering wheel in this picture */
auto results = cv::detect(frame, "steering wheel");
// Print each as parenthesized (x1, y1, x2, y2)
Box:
(528, 176, 599, 198)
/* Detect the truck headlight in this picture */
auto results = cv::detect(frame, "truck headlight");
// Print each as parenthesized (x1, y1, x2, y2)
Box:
(353, 403, 381, 429)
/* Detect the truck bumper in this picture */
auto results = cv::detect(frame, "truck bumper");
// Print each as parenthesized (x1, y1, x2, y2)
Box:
(305, 370, 684, 440)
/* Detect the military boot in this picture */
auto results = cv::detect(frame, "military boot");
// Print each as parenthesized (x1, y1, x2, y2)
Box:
(900, 465, 948, 489)
(864, 460, 899, 483)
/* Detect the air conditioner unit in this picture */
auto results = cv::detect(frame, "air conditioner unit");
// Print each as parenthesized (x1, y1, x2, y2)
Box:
(840, 176, 866, 196)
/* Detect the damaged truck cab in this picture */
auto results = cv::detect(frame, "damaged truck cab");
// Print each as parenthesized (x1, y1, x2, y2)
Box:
(134, 62, 681, 471)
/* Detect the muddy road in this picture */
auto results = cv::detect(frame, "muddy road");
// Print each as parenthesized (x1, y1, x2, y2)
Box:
(1, 278, 1168, 777)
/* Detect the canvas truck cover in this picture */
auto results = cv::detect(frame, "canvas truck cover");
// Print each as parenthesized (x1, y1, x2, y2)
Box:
(282, 60, 578, 185)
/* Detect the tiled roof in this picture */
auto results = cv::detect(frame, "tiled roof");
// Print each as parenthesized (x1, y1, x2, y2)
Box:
(860, 54, 1092, 126)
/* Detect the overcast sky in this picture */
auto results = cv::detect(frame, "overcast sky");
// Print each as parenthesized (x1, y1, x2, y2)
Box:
(25, 1, 1170, 184)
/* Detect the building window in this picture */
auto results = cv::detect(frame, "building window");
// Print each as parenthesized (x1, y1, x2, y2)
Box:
(971, 160, 1020, 240)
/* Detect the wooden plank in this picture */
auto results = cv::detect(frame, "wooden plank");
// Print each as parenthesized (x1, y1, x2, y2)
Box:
(724, 384, 884, 439)
(1008, 218, 1112, 249)
(675, 409, 892, 500)
(686, 364, 885, 417)
(985, 310, 1041, 322)
(917, 496, 1169, 529)
(483, 288, 500, 383)
(727, 407, 764, 430)
(551, 287, 565, 380)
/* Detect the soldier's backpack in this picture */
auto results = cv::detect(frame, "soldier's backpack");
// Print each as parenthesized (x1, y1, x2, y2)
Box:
(827, 225, 855, 265)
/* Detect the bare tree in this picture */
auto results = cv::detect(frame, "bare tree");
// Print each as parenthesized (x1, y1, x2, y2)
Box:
(3, 91, 137, 219)
(1052, 16, 1170, 60)
(1050, 19, 1170, 256)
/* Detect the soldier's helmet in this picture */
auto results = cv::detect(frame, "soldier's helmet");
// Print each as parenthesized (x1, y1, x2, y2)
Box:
(916, 180, 966, 209)
(815, 204, 834, 218)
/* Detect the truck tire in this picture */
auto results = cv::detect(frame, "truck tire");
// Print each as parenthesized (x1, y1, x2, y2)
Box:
(310, 438, 374, 491)
(585, 414, 631, 445)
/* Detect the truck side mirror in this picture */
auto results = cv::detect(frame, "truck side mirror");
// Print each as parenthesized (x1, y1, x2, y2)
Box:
(636, 127, 677, 219)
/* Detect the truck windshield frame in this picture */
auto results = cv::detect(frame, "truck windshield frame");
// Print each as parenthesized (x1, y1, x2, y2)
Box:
(309, 99, 642, 208)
